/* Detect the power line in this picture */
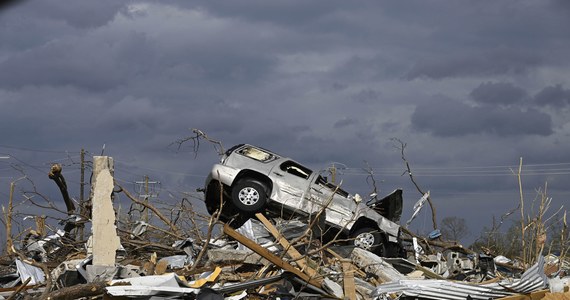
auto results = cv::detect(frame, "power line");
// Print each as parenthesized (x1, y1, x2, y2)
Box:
(339, 162, 570, 177)
(342, 172, 570, 177)
(114, 160, 206, 178)
(345, 167, 570, 174)
(343, 162, 570, 171)
(0, 145, 79, 154)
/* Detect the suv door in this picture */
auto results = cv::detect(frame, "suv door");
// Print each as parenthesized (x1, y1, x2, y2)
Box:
(310, 175, 357, 229)
(269, 160, 320, 214)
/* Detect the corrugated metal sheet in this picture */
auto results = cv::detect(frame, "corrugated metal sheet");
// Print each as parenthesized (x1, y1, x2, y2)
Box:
(372, 256, 547, 300)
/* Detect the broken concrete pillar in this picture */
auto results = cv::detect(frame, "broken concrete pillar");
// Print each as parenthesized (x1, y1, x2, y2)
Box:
(350, 248, 404, 283)
(91, 156, 120, 266)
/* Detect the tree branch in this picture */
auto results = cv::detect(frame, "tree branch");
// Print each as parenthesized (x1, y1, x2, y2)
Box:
(115, 184, 182, 238)
(391, 138, 438, 230)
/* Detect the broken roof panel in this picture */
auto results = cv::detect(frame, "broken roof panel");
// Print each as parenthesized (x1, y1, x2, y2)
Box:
(372, 256, 548, 300)
(106, 273, 199, 297)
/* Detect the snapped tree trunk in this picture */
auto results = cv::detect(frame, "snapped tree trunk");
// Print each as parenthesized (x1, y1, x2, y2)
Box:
(48, 164, 76, 233)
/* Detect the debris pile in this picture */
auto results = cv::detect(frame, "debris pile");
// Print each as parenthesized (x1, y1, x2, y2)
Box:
(2, 213, 569, 299)
(0, 154, 568, 299)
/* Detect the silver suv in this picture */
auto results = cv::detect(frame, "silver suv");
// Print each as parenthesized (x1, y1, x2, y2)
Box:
(203, 144, 404, 257)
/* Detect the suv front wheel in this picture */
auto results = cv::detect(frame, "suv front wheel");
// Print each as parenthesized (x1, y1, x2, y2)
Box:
(231, 179, 268, 213)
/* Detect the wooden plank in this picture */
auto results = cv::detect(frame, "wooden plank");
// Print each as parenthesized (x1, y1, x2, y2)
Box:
(496, 289, 550, 300)
(326, 249, 371, 278)
(416, 265, 446, 279)
(255, 213, 319, 278)
(223, 223, 323, 289)
(341, 259, 357, 300)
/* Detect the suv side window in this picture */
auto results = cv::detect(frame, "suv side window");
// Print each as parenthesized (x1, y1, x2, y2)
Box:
(316, 175, 350, 197)
(280, 161, 312, 179)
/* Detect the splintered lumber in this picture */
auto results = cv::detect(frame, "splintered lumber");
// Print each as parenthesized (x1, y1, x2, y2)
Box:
(254, 213, 319, 278)
(496, 290, 548, 300)
(498, 287, 570, 300)
(341, 259, 357, 300)
(223, 224, 323, 289)
(6, 277, 31, 300)
(326, 248, 377, 284)
(41, 282, 107, 300)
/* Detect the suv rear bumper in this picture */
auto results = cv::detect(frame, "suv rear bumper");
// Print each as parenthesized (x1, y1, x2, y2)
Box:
(205, 164, 240, 188)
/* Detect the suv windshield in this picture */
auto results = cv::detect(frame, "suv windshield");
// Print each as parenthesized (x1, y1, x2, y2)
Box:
(238, 146, 277, 162)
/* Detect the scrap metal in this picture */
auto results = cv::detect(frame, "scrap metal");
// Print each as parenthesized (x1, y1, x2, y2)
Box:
(372, 255, 548, 300)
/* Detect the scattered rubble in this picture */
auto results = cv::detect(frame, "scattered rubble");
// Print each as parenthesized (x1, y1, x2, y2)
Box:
(0, 153, 569, 299)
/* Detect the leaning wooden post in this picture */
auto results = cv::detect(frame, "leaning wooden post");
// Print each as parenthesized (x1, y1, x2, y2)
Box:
(5, 181, 15, 254)
(255, 213, 319, 278)
(223, 224, 324, 289)
(341, 259, 357, 300)
(517, 157, 526, 266)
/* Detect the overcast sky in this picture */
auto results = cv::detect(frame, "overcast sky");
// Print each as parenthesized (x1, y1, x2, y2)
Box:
(1, 0, 570, 244)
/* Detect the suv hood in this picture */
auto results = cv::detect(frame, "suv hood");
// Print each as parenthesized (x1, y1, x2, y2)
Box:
(367, 189, 403, 223)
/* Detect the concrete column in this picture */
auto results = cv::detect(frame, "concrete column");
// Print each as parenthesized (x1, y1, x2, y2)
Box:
(91, 156, 120, 266)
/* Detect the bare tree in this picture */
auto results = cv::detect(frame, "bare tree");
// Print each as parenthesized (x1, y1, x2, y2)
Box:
(171, 128, 225, 157)
(440, 216, 470, 242)
(363, 161, 381, 203)
(391, 138, 438, 230)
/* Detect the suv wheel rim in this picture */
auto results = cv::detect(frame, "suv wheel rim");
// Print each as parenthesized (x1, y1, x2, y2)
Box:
(238, 187, 259, 206)
(354, 232, 375, 249)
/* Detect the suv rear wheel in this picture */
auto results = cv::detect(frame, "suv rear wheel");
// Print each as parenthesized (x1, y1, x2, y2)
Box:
(231, 179, 268, 213)
(350, 226, 386, 257)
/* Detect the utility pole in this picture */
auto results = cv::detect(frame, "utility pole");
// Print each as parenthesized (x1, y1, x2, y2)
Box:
(1, 156, 10, 253)
(79, 148, 85, 240)
(135, 175, 159, 223)
(327, 162, 347, 185)
(80, 149, 85, 205)
(6, 181, 14, 253)
(145, 175, 149, 222)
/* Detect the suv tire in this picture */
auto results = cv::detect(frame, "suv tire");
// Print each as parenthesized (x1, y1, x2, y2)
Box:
(231, 179, 268, 213)
(351, 226, 386, 257)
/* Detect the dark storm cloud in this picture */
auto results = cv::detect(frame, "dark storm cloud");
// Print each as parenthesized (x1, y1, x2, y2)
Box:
(1, 1, 570, 244)
(333, 117, 357, 129)
(534, 84, 570, 108)
(352, 89, 381, 104)
(6, 0, 126, 29)
(95, 96, 167, 132)
(331, 55, 403, 83)
(469, 82, 528, 106)
(0, 0, 25, 12)
(411, 98, 553, 137)
(331, 82, 349, 91)
(0, 31, 149, 90)
(0, 4, 277, 91)
(172, 0, 368, 32)
(551, 0, 570, 11)
(405, 49, 541, 80)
